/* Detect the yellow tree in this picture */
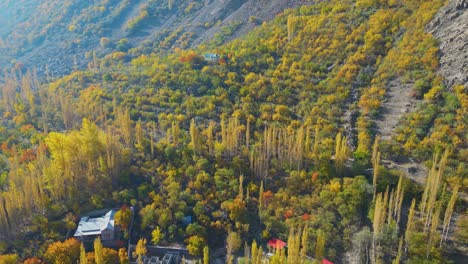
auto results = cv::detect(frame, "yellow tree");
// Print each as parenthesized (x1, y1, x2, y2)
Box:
(80, 243, 88, 264)
(334, 132, 348, 177)
(135, 238, 147, 263)
(94, 236, 104, 264)
(315, 229, 326, 260)
(203, 246, 209, 264)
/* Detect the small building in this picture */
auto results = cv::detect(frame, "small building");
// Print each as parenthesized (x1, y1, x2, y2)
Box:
(203, 53, 220, 63)
(267, 238, 287, 250)
(322, 259, 334, 264)
(74, 210, 116, 241)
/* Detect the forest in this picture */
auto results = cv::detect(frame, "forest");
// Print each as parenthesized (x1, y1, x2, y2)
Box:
(0, 0, 466, 263)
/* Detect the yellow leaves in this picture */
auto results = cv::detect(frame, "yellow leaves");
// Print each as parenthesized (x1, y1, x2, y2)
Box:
(110, 52, 127, 61)
(68, 24, 76, 32)
(423, 85, 442, 101)
(244, 72, 257, 84)
(0, 254, 19, 264)
(135, 238, 147, 256)
(329, 179, 341, 193)
(359, 86, 385, 114)
(357, 130, 371, 155)
(44, 238, 81, 264)
(356, 0, 378, 9)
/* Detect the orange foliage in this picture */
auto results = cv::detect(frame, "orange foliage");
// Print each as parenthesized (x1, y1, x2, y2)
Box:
(23, 257, 42, 264)
(311, 171, 319, 182)
(262, 190, 274, 207)
(44, 238, 80, 264)
(284, 209, 293, 219)
(20, 149, 36, 163)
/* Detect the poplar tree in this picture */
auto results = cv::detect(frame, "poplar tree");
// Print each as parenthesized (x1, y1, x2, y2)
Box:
(149, 121, 156, 157)
(258, 181, 264, 220)
(315, 229, 326, 260)
(441, 185, 459, 245)
(334, 132, 348, 177)
(94, 237, 104, 264)
(392, 237, 403, 264)
(371, 135, 380, 166)
(421, 149, 449, 231)
(246, 117, 251, 149)
(171, 121, 180, 146)
(405, 199, 416, 252)
(203, 121, 215, 155)
(80, 243, 87, 264)
(426, 204, 441, 259)
(372, 151, 381, 200)
(135, 119, 143, 148)
(250, 241, 263, 264)
(203, 246, 209, 264)
(190, 119, 199, 156)
(394, 174, 405, 224)
(312, 124, 320, 163)
(372, 192, 384, 262)
(239, 175, 244, 201)
(300, 226, 309, 261)
(287, 228, 301, 264)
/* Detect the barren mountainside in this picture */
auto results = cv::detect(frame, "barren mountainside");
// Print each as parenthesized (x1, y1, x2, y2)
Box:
(0, 0, 316, 78)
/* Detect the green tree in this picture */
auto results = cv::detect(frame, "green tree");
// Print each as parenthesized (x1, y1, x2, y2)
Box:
(315, 229, 326, 260)
(226, 230, 242, 264)
(115, 206, 132, 230)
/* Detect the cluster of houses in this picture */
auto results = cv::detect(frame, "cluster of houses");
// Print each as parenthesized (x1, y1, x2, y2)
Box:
(73, 210, 333, 264)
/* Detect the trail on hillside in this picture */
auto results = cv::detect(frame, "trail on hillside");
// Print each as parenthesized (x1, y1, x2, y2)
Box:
(374, 79, 417, 141)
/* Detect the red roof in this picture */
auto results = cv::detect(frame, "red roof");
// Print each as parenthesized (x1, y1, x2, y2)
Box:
(322, 259, 333, 264)
(267, 238, 286, 250)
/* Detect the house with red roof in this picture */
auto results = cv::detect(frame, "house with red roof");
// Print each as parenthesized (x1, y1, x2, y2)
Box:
(267, 238, 287, 250)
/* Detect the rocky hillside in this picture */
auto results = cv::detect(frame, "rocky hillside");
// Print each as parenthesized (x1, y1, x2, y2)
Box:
(0, 0, 316, 79)
(428, 0, 468, 89)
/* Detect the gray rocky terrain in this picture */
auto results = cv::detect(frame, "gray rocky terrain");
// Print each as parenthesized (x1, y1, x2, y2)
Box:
(427, 0, 468, 89)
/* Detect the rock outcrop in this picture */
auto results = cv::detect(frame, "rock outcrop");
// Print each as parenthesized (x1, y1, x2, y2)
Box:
(427, 0, 468, 88)
(456, 0, 468, 9)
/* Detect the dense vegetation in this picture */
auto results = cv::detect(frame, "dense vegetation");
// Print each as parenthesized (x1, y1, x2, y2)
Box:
(0, 0, 466, 263)
(0, 0, 251, 77)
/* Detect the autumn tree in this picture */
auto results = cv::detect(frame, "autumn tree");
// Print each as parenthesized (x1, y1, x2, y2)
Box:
(334, 132, 348, 177)
(315, 229, 326, 260)
(44, 238, 80, 264)
(80, 243, 88, 264)
(119, 248, 129, 264)
(203, 246, 209, 264)
(186, 235, 206, 256)
(226, 230, 242, 264)
(115, 206, 132, 230)
(135, 238, 147, 263)
(94, 236, 104, 264)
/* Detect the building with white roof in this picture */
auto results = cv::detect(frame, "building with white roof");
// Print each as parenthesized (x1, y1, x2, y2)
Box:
(74, 209, 116, 241)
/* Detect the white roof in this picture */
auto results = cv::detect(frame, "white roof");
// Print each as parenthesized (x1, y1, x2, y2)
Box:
(74, 210, 115, 237)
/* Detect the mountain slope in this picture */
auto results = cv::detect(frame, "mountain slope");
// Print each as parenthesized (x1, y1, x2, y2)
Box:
(428, 0, 468, 88)
(0, 0, 466, 262)
(0, 0, 315, 79)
